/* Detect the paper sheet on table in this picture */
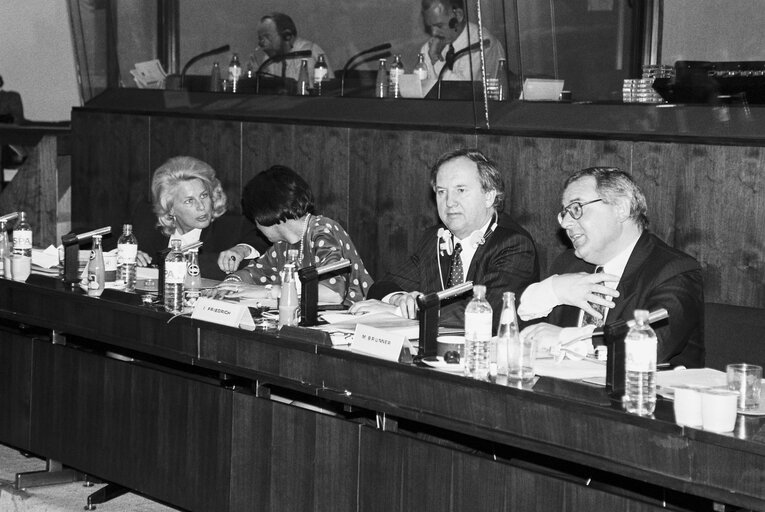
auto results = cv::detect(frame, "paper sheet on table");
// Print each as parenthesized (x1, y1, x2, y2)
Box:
(315, 311, 420, 339)
(399, 75, 436, 99)
(534, 357, 606, 381)
(655, 368, 727, 399)
(520, 78, 564, 101)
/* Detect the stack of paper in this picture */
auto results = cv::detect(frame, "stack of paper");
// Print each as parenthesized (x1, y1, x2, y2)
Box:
(130, 60, 167, 89)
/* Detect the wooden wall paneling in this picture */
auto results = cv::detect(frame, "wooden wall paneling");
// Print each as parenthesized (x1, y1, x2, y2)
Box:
(71, 111, 150, 234)
(30, 342, 234, 512)
(679, 144, 765, 307)
(629, 141, 686, 246)
(150, 116, 243, 214)
(291, 124, 350, 228)
(0, 330, 32, 450)
(357, 426, 406, 512)
(242, 121, 297, 184)
(312, 410, 360, 512)
(349, 129, 475, 280)
(229, 393, 273, 512)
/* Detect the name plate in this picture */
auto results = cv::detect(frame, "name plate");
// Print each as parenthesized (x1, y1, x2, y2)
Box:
(191, 297, 256, 330)
(351, 323, 407, 362)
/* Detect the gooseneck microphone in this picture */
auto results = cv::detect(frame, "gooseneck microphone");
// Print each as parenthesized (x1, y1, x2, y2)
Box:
(255, 49, 313, 76)
(340, 43, 393, 96)
(180, 44, 230, 89)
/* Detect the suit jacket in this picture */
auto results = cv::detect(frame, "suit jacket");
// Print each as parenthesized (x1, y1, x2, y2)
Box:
(547, 230, 704, 368)
(130, 211, 268, 281)
(368, 213, 539, 329)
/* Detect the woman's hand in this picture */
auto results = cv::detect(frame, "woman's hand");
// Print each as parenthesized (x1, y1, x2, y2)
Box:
(217, 244, 250, 273)
(136, 250, 152, 267)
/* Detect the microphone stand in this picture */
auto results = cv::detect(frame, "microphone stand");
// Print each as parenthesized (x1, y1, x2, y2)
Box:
(179, 44, 230, 90)
(340, 43, 392, 97)
(61, 226, 111, 286)
(255, 50, 313, 94)
(298, 259, 351, 326)
(435, 39, 490, 99)
(415, 281, 473, 359)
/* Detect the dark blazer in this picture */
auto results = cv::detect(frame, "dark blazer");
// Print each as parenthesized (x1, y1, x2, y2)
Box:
(547, 230, 704, 368)
(368, 213, 539, 329)
(131, 211, 268, 281)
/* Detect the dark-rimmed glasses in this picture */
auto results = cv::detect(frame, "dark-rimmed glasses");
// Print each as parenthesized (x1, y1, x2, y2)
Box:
(557, 198, 603, 223)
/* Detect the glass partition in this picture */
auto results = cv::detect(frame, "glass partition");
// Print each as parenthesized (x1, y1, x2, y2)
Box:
(67, 0, 765, 129)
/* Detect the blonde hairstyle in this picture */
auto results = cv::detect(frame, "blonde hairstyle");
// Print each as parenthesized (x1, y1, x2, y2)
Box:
(151, 156, 228, 236)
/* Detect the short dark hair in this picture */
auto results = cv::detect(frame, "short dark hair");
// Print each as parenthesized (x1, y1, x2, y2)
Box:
(421, 0, 464, 11)
(261, 12, 298, 39)
(429, 148, 506, 212)
(241, 165, 314, 226)
(564, 167, 649, 229)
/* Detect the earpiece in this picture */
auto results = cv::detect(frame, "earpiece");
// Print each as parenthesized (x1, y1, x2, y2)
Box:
(448, 17, 458, 29)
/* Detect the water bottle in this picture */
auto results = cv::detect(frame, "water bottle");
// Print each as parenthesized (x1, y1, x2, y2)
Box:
(279, 260, 299, 327)
(246, 54, 256, 78)
(389, 54, 404, 98)
(210, 62, 221, 92)
(623, 309, 657, 415)
(375, 58, 388, 98)
(164, 239, 185, 314)
(228, 53, 242, 93)
(117, 223, 138, 292)
(501, 292, 536, 381)
(87, 235, 106, 297)
(314, 54, 328, 96)
(464, 284, 493, 379)
(11, 211, 32, 282)
(495, 58, 510, 101)
(297, 59, 310, 96)
(183, 248, 202, 310)
(0, 220, 9, 278)
(414, 53, 428, 81)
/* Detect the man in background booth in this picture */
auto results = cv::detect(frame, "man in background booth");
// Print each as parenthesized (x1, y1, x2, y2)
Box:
(518, 167, 704, 368)
(255, 12, 332, 87)
(350, 148, 538, 329)
(419, 0, 505, 82)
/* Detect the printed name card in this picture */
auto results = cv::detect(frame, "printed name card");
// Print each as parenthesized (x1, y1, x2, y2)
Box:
(191, 297, 256, 330)
(351, 323, 408, 362)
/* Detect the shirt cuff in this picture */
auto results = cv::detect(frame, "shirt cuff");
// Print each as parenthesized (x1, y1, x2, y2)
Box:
(381, 291, 406, 305)
(518, 275, 560, 320)
(237, 243, 260, 260)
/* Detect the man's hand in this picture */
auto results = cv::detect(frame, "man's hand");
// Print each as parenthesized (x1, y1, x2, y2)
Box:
(427, 37, 446, 65)
(520, 322, 563, 356)
(551, 272, 620, 321)
(217, 244, 250, 273)
(348, 299, 397, 316)
(135, 250, 152, 267)
(391, 291, 423, 319)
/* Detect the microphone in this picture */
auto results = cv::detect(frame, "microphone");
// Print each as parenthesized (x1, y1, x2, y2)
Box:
(416, 281, 474, 358)
(298, 259, 352, 326)
(340, 43, 393, 96)
(255, 49, 313, 76)
(179, 44, 230, 89)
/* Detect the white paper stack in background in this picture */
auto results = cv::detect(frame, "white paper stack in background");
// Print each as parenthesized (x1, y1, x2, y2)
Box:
(131, 59, 167, 89)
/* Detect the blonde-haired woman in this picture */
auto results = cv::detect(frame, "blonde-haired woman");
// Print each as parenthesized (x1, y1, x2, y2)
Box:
(134, 156, 267, 280)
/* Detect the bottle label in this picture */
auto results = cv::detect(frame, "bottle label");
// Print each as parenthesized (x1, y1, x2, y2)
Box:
(13, 229, 32, 249)
(465, 312, 492, 340)
(165, 261, 187, 284)
(415, 68, 427, 80)
(229, 66, 241, 80)
(186, 263, 200, 277)
(314, 67, 327, 82)
(389, 68, 403, 83)
(625, 338, 657, 372)
(117, 243, 138, 264)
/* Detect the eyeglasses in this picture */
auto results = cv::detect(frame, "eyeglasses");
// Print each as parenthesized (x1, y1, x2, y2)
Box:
(557, 198, 603, 223)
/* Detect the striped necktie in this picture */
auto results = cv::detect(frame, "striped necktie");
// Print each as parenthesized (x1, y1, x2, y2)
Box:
(580, 266, 607, 327)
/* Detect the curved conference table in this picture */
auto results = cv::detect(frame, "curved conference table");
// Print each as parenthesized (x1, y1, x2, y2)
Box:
(0, 275, 763, 512)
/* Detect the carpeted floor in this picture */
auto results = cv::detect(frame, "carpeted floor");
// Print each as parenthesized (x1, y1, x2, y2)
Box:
(0, 443, 181, 511)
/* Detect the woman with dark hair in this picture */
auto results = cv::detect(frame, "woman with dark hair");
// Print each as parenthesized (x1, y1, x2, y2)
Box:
(134, 156, 268, 280)
(220, 165, 372, 305)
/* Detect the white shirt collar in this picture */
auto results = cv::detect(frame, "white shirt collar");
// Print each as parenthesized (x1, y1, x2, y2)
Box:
(170, 227, 202, 248)
(453, 215, 494, 249)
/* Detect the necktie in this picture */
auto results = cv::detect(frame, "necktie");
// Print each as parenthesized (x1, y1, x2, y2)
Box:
(580, 266, 607, 327)
(446, 243, 463, 288)
(445, 44, 456, 71)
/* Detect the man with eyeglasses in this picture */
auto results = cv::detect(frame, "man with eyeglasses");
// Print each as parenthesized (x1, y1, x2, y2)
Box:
(518, 167, 704, 368)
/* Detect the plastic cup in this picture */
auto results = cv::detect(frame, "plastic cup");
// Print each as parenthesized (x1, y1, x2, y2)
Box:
(726, 363, 762, 411)
(11, 254, 31, 282)
(673, 385, 703, 427)
(700, 388, 739, 432)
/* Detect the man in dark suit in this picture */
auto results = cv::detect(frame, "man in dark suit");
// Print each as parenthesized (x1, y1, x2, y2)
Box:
(518, 167, 703, 368)
(350, 148, 538, 329)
